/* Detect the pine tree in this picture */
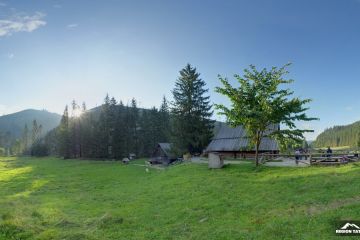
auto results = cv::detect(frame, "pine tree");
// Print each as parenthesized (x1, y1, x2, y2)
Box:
(158, 96, 170, 142)
(113, 101, 127, 159)
(108, 97, 118, 158)
(139, 107, 160, 157)
(129, 98, 139, 157)
(31, 120, 39, 145)
(70, 100, 81, 157)
(58, 106, 70, 159)
(98, 94, 112, 158)
(139, 108, 150, 156)
(30, 120, 43, 149)
(171, 64, 214, 154)
(21, 124, 29, 154)
(82, 102, 87, 112)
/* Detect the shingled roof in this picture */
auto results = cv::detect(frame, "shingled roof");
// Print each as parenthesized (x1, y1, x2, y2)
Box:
(205, 124, 279, 152)
(158, 143, 172, 156)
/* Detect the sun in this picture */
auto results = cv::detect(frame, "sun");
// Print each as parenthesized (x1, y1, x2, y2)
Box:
(72, 108, 82, 118)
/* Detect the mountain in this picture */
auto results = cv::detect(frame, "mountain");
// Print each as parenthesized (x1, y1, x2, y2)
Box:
(0, 109, 62, 139)
(313, 121, 360, 148)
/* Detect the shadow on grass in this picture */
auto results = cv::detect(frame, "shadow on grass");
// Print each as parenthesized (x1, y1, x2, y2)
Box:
(2, 157, 360, 239)
(0, 157, 148, 239)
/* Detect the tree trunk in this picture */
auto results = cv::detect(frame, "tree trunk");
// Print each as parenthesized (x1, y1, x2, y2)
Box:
(255, 132, 262, 167)
(255, 142, 260, 167)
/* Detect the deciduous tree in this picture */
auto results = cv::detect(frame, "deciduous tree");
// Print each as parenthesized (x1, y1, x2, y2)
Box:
(215, 64, 318, 166)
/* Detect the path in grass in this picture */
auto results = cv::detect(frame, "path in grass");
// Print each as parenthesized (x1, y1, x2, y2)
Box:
(1, 157, 360, 239)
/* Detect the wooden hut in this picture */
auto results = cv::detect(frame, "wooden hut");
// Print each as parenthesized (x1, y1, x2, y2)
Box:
(150, 143, 176, 165)
(205, 124, 279, 158)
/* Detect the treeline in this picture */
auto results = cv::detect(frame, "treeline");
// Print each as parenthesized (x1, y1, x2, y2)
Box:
(27, 63, 214, 159)
(0, 132, 11, 156)
(314, 121, 360, 148)
(0, 120, 43, 156)
(34, 96, 170, 158)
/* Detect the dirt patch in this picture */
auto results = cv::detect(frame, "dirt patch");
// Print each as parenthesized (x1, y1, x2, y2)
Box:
(307, 195, 360, 216)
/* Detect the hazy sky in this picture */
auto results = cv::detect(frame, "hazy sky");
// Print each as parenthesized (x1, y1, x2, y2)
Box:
(1, 0, 360, 140)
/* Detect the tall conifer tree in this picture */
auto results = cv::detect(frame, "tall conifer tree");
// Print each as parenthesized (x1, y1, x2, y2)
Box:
(58, 106, 70, 159)
(171, 64, 214, 154)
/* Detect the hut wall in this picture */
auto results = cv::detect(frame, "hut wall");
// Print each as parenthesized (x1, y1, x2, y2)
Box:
(216, 150, 279, 159)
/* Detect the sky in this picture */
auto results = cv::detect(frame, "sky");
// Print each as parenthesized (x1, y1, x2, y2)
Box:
(1, 0, 360, 140)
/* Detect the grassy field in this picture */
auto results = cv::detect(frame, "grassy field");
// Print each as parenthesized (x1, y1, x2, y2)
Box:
(314, 146, 352, 151)
(1, 157, 360, 239)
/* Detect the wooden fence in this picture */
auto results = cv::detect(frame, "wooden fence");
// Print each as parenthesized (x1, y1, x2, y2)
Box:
(260, 152, 360, 165)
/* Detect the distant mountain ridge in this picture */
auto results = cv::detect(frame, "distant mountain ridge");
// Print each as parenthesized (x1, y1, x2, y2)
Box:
(0, 109, 62, 139)
(314, 121, 360, 148)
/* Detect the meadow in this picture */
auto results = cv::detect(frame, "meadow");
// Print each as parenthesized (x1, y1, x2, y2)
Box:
(1, 157, 360, 239)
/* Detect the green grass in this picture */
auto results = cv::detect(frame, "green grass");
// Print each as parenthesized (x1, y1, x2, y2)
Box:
(1, 157, 360, 239)
(314, 146, 351, 151)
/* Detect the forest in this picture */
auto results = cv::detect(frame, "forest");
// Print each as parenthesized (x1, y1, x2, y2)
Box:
(313, 121, 360, 148)
(9, 64, 214, 159)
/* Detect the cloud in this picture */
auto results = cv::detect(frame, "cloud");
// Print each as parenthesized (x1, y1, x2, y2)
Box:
(67, 23, 78, 29)
(53, 4, 62, 9)
(8, 53, 14, 59)
(0, 2, 6, 7)
(0, 12, 46, 37)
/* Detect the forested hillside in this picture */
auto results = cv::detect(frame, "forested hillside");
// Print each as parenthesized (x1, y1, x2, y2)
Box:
(314, 121, 360, 148)
(31, 64, 215, 158)
(0, 110, 61, 155)
(0, 109, 61, 138)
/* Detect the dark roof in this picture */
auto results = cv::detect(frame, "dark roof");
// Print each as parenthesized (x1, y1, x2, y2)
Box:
(158, 143, 172, 156)
(205, 124, 279, 152)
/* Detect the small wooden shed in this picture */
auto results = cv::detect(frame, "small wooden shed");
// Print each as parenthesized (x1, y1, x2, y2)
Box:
(150, 143, 176, 165)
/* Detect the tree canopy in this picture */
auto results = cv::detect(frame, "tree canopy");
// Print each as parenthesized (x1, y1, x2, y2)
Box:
(215, 63, 318, 166)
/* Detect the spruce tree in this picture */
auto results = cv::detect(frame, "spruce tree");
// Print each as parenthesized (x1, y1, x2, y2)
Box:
(58, 106, 70, 159)
(171, 64, 214, 155)
(70, 100, 81, 157)
(159, 96, 170, 143)
(98, 94, 111, 158)
(108, 97, 118, 158)
(129, 98, 139, 157)
(139, 108, 151, 156)
(113, 101, 127, 159)
(21, 124, 29, 154)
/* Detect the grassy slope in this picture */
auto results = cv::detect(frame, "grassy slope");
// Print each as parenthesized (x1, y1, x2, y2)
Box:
(1, 157, 360, 240)
(314, 146, 352, 151)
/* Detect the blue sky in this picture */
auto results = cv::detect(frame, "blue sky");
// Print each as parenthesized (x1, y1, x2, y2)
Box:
(1, 0, 360, 140)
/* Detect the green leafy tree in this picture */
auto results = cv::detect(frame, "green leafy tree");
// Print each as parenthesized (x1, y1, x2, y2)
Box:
(215, 64, 318, 166)
(171, 64, 214, 154)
